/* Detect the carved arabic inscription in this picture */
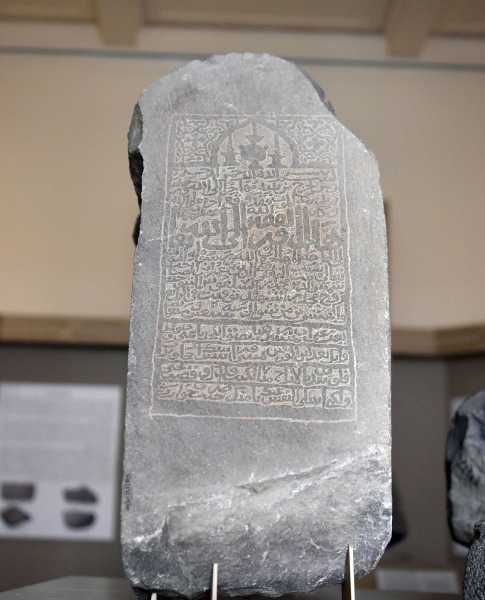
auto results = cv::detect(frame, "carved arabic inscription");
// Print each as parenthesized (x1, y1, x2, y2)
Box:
(150, 115, 356, 422)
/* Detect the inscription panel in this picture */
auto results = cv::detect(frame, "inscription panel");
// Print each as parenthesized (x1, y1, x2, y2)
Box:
(150, 115, 356, 422)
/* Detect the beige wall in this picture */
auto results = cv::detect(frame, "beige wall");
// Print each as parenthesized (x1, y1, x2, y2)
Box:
(1, 23, 485, 327)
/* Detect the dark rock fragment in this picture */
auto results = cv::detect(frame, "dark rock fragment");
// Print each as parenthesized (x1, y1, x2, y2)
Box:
(2, 506, 30, 527)
(446, 388, 485, 546)
(1, 482, 35, 501)
(64, 486, 97, 503)
(64, 511, 96, 529)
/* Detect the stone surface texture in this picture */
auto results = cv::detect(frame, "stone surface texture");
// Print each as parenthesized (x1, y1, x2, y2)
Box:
(463, 521, 485, 600)
(447, 388, 485, 546)
(122, 53, 391, 599)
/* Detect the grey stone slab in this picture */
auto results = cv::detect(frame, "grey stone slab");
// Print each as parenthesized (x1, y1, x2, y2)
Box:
(122, 53, 391, 599)
(447, 389, 485, 546)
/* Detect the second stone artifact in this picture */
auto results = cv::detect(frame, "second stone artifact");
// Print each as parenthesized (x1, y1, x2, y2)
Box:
(447, 388, 485, 546)
(123, 53, 391, 599)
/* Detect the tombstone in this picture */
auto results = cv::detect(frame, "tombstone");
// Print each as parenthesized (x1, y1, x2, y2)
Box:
(447, 389, 485, 546)
(123, 53, 391, 599)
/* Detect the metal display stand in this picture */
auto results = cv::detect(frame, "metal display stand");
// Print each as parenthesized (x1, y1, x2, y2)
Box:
(211, 563, 218, 600)
(208, 545, 355, 600)
(341, 545, 355, 600)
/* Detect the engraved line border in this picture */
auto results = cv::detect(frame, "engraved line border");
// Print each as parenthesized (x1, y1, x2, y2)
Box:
(167, 113, 339, 119)
(155, 359, 350, 366)
(156, 382, 351, 389)
(153, 395, 352, 406)
(156, 340, 348, 347)
(160, 318, 348, 325)
(149, 114, 357, 421)
(150, 115, 355, 418)
(340, 128, 358, 422)
(150, 112, 176, 417)
(149, 412, 357, 424)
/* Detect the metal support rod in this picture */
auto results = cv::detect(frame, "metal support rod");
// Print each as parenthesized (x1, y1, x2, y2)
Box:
(211, 563, 219, 600)
(341, 545, 355, 600)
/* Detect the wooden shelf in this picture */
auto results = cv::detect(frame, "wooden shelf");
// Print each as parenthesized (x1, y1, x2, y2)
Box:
(392, 325, 485, 357)
(0, 315, 129, 347)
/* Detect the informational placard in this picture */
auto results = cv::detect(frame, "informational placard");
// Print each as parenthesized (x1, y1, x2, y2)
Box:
(0, 383, 122, 541)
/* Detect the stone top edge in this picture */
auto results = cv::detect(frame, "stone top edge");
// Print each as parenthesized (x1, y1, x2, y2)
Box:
(129, 52, 379, 183)
(136, 52, 334, 114)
